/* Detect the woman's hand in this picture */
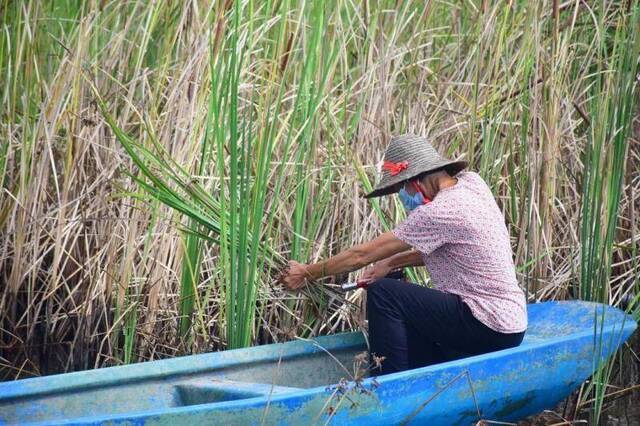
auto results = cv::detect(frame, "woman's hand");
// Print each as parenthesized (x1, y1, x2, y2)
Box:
(277, 260, 312, 291)
(358, 260, 392, 286)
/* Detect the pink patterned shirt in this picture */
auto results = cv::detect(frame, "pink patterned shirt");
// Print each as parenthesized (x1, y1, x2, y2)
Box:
(392, 171, 527, 333)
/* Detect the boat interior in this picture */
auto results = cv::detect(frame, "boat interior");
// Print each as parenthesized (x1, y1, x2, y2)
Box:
(1, 340, 368, 424)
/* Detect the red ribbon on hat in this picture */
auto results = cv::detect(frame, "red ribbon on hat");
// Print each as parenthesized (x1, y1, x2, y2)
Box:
(383, 160, 408, 176)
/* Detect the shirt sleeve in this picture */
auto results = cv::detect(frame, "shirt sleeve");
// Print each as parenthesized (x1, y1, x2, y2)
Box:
(391, 203, 454, 256)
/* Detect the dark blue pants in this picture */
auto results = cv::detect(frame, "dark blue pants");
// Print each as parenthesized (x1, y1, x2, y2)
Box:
(366, 278, 525, 375)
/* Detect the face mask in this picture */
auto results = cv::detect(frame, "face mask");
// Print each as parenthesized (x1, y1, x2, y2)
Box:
(399, 187, 427, 212)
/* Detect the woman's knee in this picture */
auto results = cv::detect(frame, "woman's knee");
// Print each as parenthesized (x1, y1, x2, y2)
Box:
(367, 278, 397, 296)
(366, 278, 402, 309)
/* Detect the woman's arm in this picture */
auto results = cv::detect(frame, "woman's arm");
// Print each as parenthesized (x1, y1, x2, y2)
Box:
(384, 249, 424, 270)
(305, 231, 411, 279)
(358, 249, 423, 285)
(277, 231, 411, 290)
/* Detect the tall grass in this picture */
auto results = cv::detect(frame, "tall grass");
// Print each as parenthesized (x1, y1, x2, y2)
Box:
(577, 5, 640, 422)
(1, 0, 639, 422)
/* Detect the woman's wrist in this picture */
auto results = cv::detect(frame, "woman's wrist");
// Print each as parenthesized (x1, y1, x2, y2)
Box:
(306, 260, 327, 281)
(301, 264, 315, 283)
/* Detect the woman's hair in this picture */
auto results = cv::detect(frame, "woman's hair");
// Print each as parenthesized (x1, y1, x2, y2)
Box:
(414, 165, 455, 181)
(394, 166, 457, 192)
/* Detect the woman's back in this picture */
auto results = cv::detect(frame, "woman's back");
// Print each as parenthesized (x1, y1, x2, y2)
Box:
(392, 171, 527, 334)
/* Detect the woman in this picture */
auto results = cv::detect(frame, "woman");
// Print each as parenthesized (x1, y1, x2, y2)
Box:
(277, 134, 527, 375)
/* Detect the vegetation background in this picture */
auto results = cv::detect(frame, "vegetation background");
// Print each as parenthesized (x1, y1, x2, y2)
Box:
(1, 0, 639, 423)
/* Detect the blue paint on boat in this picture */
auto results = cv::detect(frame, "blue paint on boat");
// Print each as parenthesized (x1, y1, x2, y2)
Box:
(0, 301, 636, 425)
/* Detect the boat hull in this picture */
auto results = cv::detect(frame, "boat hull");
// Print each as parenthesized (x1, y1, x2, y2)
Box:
(0, 301, 636, 425)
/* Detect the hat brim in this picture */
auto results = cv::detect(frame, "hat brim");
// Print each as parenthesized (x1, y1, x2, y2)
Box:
(362, 160, 468, 199)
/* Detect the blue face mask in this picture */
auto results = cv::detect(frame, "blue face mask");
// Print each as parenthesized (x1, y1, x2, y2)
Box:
(398, 187, 425, 212)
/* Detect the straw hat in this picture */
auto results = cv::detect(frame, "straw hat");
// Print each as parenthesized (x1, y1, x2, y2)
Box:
(363, 134, 468, 199)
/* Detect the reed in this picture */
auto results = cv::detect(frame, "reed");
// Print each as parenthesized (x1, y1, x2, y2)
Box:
(1, 0, 638, 422)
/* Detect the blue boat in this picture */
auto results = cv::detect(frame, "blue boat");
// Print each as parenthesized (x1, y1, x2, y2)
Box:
(0, 301, 636, 425)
